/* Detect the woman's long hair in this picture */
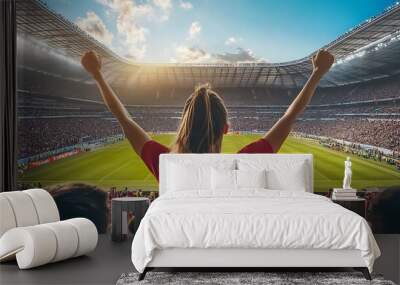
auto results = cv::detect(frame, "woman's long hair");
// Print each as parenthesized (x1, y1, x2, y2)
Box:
(172, 84, 228, 153)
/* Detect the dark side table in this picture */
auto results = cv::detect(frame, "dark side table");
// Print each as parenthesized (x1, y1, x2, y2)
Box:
(111, 197, 150, 242)
(332, 197, 366, 218)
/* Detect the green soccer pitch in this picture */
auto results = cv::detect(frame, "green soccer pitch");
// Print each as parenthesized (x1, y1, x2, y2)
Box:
(18, 134, 400, 192)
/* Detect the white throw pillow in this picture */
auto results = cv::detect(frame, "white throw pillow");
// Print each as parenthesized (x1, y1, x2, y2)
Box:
(166, 159, 236, 192)
(167, 162, 211, 191)
(236, 169, 267, 189)
(211, 168, 236, 190)
(238, 159, 307, 191)
(266, 161, 307, 191)
(211, 168, 268, 191)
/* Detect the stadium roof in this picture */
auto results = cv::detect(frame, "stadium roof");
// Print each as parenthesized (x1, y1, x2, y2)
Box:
(16, 0, 400, 88)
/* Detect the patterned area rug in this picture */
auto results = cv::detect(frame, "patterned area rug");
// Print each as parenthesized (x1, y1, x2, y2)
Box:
(116, 271, 395, 285)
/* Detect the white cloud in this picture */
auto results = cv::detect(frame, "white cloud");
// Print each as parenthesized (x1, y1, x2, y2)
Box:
(95, 0, 149, 59)
(153, 0, 172, 11)
(179, 1, 193, 10)
(97, 0, 153, 19)
(152, 0, 172, 20)
(215, 48, 264, 63)
(95, 0, 173, 59)
(172, 46, 265, 64)
(188, 21, 201, 39)
(173, 46, 211, 63)
(225, 36, 242, 45)
(76, 11, 113, 46)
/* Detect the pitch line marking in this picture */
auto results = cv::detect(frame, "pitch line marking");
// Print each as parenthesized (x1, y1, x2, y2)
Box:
(99, 160, 133, 182)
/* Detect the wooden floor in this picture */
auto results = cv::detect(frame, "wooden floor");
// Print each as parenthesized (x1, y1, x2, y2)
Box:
(0, 234, 133, 285)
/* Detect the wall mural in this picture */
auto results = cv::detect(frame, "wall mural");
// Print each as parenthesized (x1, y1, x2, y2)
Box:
(16, 0, 400, 233)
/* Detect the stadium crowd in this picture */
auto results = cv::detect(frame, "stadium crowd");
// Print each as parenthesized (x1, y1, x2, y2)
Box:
(20, 64, 400, 107)
(311, 74, 400, 105)
(16, 67, 400, 164)
(294, 119, 400, 153)
(317, 137, 399, 167)
(17, 112, 399, 161)
(18, 118, 122, 158)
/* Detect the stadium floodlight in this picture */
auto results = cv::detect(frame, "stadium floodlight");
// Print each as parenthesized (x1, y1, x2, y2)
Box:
(334, 49, 366, 66)
(334, 27, 400, 67)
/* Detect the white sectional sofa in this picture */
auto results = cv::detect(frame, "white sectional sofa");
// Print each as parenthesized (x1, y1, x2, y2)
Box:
(0, 189, 98, 269)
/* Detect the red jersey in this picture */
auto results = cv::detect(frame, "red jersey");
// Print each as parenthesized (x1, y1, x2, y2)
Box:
(140, 138, 274, 181)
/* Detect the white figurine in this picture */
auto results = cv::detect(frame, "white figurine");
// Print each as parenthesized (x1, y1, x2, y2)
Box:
(342, 157, 352, 189)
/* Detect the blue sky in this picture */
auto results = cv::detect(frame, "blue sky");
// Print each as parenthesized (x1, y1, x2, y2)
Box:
(44, 0, 397, 63)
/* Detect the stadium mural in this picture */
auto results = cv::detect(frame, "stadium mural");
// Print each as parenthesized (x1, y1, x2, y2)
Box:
(16, 1, 399, 232)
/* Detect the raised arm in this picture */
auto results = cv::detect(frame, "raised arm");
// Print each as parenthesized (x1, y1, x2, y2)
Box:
(81, 51, 150, 155)
(264, 49, 334, 152)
